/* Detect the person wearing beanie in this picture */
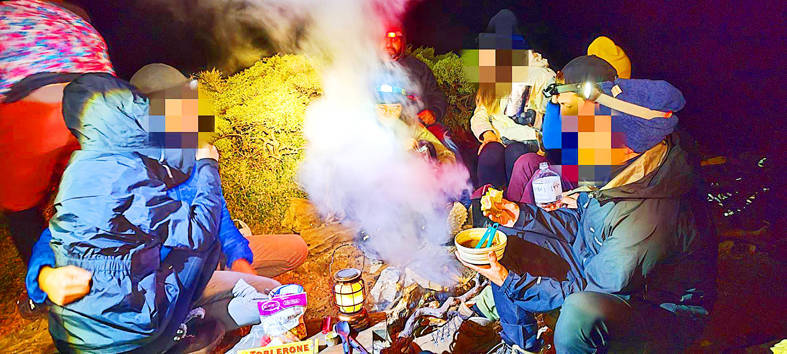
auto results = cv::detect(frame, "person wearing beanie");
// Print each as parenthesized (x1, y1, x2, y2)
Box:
(588, 36, 632, 79)
(458, 57, 716, 353)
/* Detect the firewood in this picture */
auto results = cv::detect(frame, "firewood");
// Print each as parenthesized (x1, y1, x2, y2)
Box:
(397, 274, 487, 339)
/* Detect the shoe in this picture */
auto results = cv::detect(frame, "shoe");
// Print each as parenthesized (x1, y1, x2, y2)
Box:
(16, 291, 47, 321)
(487, 341, 538, 354)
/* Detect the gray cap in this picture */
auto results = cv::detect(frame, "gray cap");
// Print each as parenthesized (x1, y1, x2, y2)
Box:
(130, 63, 189, 95)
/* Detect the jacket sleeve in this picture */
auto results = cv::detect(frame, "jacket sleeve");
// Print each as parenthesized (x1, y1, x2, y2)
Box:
(416, 62, 447, 122)
(217, 199, 253, 267)
(167, 162, 254, 266)
(470, 105, 494, 141)
(498, 200, 672, 312)
(496, 203, 584, 312)
(26, 228, 55, 304)
(154, 159, 224, 251)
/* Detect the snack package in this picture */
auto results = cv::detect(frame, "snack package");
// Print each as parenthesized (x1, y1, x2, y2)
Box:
(229, 284, 308, 353)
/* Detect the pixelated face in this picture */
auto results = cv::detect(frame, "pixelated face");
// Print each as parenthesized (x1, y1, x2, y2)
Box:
(144, 81, 215, 149)
(551, 92, 633, 186)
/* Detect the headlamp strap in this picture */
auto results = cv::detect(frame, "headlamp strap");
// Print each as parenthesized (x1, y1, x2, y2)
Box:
(595, 93, 673, 120)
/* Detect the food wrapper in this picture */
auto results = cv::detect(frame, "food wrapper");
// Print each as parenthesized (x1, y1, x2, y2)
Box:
(480, 187, 517, 226)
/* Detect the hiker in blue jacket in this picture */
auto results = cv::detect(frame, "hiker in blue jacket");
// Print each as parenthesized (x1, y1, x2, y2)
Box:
(24, 73, 285, 352)
(459, 57, 717, 353)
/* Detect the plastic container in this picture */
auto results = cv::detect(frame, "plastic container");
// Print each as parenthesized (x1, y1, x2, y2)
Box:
(454, 228, 507, 265)
(532, 162, 562, 206)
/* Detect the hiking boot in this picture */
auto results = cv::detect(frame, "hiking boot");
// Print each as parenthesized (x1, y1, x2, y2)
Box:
(16, 291, 47, 321)
(487, 341, 538, 354)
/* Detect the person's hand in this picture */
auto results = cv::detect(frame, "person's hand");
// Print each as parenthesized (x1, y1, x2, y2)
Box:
(540, 191, 579, 212)
(455, 251, 509, 286)
(417, 110, 436, 126)
(480, 188, 519, 227)
(477, 131, 500, 155)
(196, 144, 219, 161)
(230, 259, 257, 275)
(38, 265, 92, 306)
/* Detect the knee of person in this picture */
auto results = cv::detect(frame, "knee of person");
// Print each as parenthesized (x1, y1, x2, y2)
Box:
(554, 292, 598, 348)
(479, 142, 504, 164)
(512, 152, 544, 169)
(286, 236, 308, 269)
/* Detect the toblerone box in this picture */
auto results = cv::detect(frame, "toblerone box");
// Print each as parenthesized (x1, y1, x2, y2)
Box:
(237, 338, 318, 354)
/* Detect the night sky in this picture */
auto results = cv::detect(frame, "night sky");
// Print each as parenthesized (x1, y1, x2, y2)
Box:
(73, 0, 784, 156)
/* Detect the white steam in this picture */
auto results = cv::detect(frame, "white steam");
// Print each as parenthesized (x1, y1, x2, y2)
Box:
(151, 0, 471, 285)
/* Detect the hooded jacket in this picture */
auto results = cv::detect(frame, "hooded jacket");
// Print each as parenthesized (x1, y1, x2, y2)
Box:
(25, 73, 234, 352)
(497, 131, 717, 315)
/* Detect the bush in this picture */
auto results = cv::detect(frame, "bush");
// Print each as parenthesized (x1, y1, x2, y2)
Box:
(199, 49, 473, 232)
(409, 47, 476, 134)
(198, 55, 321, 232)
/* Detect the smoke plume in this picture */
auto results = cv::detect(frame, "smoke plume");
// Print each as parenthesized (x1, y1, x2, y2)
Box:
(150, 0, 471, 285)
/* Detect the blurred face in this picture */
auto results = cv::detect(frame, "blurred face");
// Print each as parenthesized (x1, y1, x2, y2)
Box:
(553, 92, 637, 186)
(384, 32, 405, 60)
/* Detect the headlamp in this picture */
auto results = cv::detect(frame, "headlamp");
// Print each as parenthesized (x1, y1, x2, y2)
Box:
(544, 81, 673, 120)
(542, 82, 601, 100)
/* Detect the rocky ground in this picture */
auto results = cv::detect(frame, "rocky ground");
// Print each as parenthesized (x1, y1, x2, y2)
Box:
(0, 155, 784, 353)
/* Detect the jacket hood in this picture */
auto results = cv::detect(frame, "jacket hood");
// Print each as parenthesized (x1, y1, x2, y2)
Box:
(62, 73, 195, 177)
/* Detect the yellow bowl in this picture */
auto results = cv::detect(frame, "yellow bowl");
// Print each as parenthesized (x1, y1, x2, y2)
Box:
(454, 228, 507, 265)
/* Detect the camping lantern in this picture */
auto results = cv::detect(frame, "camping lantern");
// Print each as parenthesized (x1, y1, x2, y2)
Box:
(330, 244, 370, 330)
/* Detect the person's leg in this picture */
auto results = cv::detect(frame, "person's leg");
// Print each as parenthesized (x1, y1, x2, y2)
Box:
(246, 234, 308, 278)
(506, 153, 549, 204)
(476, 142, 506, 189)
(554, 291, 705, 353)
(503, 141, 538, 184)
(490, 283, 541, 351)
(506, 154, 576, 205)
(4, 207, 45, 264)
(195, 271, 282, 332)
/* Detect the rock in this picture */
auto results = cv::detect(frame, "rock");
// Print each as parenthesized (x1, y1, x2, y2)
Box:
(368, 260, 386, 275)
(282, 198, 323, 233)
(370, 268, 403, 311)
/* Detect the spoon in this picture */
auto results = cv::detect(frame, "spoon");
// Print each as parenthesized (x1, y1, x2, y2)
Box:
(334, 321, 369, 354)
(334, 321, 351, 354)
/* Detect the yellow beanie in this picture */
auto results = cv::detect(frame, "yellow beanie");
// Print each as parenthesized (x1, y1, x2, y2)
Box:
(587, 36, 631, 79)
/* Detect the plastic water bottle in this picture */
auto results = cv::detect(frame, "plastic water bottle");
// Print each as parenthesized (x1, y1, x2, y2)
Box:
(532, 162, 562, 206)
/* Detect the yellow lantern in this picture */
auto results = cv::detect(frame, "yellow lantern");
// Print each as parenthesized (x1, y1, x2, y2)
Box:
(330, 245, 370, 330)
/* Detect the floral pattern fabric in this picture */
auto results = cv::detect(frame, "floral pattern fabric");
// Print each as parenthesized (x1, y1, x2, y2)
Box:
(0, 0, 114, 101)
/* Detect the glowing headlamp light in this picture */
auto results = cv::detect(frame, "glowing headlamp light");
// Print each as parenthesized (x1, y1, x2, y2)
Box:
(542, 82, 600, 100)
(386, 31, 402, 38)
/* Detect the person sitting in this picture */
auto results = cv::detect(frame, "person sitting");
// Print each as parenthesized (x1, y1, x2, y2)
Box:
(382, 27, 459, 152)
(0, 0, 114, 266)
(24, 73, 301, 352)
(129, 63, 308, 278)
(458, 59, 717, 353)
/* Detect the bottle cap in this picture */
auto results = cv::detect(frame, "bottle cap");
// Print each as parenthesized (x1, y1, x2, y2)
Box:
(539, 162, 549, 170)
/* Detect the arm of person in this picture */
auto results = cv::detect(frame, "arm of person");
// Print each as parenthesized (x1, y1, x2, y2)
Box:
(466, 202, 671, 313)
(156, 147, 224, 251)
(167, 152, 254, 269)
(470, 105, 495, 141)
(26, 228, 93, 306)
(417, 63, 447, 122)
(26, 228, 56, 304)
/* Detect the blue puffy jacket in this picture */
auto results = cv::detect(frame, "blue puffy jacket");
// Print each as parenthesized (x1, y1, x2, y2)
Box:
(24, 73, 252, 352)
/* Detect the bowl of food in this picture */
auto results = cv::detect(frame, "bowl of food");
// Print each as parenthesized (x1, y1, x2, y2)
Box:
(454, 227, 507, 265)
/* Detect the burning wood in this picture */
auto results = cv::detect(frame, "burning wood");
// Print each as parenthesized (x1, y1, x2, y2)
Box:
(397, 273, 486, 339)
